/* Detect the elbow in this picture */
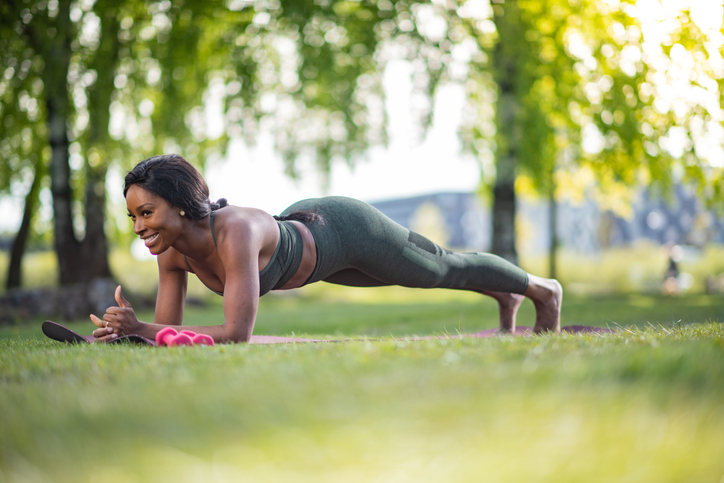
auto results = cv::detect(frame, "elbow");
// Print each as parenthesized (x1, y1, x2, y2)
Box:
(225, 325, 252, 344)
(229, 334, 251, 344)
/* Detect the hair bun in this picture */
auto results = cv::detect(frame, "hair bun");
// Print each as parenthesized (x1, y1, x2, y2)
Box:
(210, 198, 228, 211)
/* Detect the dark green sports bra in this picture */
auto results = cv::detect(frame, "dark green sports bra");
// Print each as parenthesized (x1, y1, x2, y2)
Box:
(184, 211, 305, 297)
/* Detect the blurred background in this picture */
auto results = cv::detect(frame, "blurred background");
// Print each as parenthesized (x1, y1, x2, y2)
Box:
(1, 0, 724, 321)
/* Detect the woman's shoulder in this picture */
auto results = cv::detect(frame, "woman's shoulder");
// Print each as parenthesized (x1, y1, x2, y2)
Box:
(214, 205, 273, 227)
(212, 205, 278, 246)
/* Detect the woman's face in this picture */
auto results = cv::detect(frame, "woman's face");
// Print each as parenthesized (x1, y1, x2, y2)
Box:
(126, 185, 184, 255)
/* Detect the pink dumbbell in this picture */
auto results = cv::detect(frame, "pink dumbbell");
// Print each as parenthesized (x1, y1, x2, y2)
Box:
(179, 329, 214, 346)
(169, 333, 193, 347)
(191, 333, 214, 346)
(155, 327, 192, 346)
(156, 327, 179, 346)
(155, 327, 214, 347)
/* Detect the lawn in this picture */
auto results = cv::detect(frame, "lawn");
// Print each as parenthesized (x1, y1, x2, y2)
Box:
(1, 290, 723, 482)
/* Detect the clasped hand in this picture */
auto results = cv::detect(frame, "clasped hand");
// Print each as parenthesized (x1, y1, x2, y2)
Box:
(90, 285, 140, 342)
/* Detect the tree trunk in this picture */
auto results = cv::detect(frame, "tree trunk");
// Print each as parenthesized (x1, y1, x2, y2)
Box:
(81, 165, 113, 280)
(548, 188, 558, 279)
(44, 0, 82, 284)
(491, 159, 517, 264)
(79, 6, 122, 282)
(6, 160, 44, 289)
(491, 2, 525, 265)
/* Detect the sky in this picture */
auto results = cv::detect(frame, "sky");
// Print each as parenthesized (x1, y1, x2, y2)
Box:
(203, 60, 480, 216)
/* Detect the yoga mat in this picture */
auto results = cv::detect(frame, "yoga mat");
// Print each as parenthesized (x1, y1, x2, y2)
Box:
(41, 320, 327, 346)
(42, 320, 613, 347)
(42, 320, 157, 345)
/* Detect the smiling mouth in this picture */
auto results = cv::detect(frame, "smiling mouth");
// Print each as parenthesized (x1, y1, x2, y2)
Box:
(143, 233, 159, 247)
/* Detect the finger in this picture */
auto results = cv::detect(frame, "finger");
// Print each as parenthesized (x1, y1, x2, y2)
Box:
(92, 327, 112, 336)
(100, 315, 118, 331)
(115, 285, 132, 308)
(90, 314, 106, 328)
(94, 333, 119, 343)
(92, 327, 115, 338)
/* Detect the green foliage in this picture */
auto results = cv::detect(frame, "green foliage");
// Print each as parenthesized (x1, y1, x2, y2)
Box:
(457, 0, 724, 206)
(0, 1, 50, 197)
(3, 0, 723, 283)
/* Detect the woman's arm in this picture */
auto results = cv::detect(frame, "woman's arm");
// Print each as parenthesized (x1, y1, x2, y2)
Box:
(92, 284, 250, 343)
(153, 254, 189, 326)
(91, 250, 188, 341)
(92, 213, 271, 343)
(211, 213, 265, 342)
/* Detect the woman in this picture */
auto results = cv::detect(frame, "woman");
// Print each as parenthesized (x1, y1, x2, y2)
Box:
(91, 154, 562, 343)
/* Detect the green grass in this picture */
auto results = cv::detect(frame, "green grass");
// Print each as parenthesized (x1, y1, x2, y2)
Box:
(1, 292, 724, 482)
(2, 287, 722, 341)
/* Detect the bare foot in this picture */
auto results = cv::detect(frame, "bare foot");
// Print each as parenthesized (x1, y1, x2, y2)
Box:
(523, 275, 563, 334)
(480, 290, 525, 333)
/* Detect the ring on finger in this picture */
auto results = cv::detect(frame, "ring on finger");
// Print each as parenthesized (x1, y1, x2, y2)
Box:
(105, 321, 109, 328)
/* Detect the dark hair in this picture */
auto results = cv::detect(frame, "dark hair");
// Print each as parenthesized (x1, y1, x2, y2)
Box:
(273, 211, 325, 225)
(124, 154, 227, 220)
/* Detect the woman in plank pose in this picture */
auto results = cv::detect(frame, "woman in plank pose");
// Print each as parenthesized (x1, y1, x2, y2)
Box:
(91, 154, 562, 343)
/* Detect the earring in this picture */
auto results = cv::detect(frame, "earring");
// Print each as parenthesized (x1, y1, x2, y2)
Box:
(180, 210, 185, 217)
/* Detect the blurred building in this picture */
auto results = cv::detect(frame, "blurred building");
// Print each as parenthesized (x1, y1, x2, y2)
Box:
(370, 185, 724, 254)
(370, 192, 489, 251)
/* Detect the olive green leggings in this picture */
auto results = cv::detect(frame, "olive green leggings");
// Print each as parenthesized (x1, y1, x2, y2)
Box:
(281, 196, 529, 294)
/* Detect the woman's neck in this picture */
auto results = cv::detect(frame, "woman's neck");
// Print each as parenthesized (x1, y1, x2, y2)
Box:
(172, 216, 216, 260)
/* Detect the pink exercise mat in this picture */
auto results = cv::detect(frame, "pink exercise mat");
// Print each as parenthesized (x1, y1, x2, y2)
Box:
(41, 320, 613, 346)
(41, 320, 329, 346)
(42, 320, 156, 345)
